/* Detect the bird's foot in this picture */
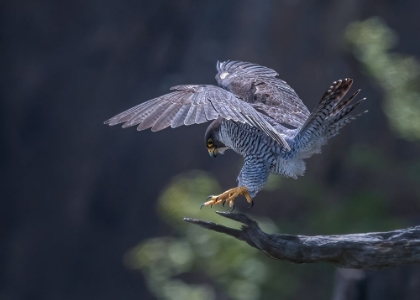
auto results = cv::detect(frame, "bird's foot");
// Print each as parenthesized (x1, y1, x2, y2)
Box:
(200, 186, 253, 211)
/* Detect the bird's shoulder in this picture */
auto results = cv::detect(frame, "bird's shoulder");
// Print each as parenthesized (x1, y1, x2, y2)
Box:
(215, 60, 310, 128)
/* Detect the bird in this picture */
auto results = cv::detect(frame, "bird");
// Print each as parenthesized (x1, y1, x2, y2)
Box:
(104, 60, 367, 210)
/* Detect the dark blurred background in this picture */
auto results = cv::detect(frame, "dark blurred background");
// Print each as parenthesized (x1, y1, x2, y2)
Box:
(2, 0, 420, 299)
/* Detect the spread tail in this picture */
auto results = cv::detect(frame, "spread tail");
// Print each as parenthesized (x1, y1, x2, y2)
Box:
(295, 78, 367, 158)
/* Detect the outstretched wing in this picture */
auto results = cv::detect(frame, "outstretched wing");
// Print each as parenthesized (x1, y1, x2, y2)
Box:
(104, 84, 291, 150)
(216, 60, 310, 128)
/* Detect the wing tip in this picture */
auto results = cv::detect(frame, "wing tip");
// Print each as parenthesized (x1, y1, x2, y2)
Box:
(104, 118, 121, 126)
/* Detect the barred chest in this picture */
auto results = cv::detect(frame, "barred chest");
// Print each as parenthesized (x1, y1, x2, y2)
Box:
(218, 120, 304, 178)
(218, 120, 273, 156)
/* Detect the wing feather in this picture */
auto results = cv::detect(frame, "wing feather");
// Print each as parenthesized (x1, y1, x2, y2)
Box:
(121, 94, 177, 128)
(136, 101, 172, 131)
(184, 104, 198, 126)
(203, 102, 218, 120)
(104, 84, 290, 149)
(107, 100, 156, 126)
(171, 105, 190, 128)
(122, 101, 164, 128)
(151, 103, 181, 132)
(216, 60, 310, 128)
(194, 104, 207, 124)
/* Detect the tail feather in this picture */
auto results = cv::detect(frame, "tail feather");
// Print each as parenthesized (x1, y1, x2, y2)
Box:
(327, 109, 367, 139)
(300, 78, 353, 133)
(296, 78, 366, 157)
(331, 89, 361, 115)
(329, 96, 366, 122)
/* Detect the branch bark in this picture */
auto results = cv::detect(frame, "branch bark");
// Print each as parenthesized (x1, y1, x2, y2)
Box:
(184, 212, 420, 269)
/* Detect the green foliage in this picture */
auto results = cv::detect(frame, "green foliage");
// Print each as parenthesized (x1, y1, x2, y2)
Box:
(346, 17, 420, 140)
(125, 171, 301, 300)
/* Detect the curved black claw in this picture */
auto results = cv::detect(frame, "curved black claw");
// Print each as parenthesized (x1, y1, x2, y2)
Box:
(222, 201, 226, 207)
(230, 205, 235, 212)
(207, 195, 213, 200)
(200, 203, 205, 210)
(248, 200, 254, 209)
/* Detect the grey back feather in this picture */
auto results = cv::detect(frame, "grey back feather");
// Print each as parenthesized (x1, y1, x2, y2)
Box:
(215, 61, 310, 128)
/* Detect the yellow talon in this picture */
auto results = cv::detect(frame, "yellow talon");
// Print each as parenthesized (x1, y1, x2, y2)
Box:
(201, 186, 252, 210)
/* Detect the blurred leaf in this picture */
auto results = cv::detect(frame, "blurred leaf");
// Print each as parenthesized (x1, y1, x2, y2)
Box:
(346, 17, 420, 140)
(126, 171, 306, 300)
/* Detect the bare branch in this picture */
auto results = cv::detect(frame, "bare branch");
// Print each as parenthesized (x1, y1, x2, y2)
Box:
(184, 212, 420, 269)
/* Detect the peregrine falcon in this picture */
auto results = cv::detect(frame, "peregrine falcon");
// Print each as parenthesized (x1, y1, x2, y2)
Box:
(105, 61, 366, 210)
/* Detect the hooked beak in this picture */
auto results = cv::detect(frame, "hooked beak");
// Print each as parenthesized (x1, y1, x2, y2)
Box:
(208, 147, 218, 158)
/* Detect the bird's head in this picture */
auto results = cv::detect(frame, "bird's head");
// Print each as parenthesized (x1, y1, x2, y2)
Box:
(204, 118, 228, 158)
